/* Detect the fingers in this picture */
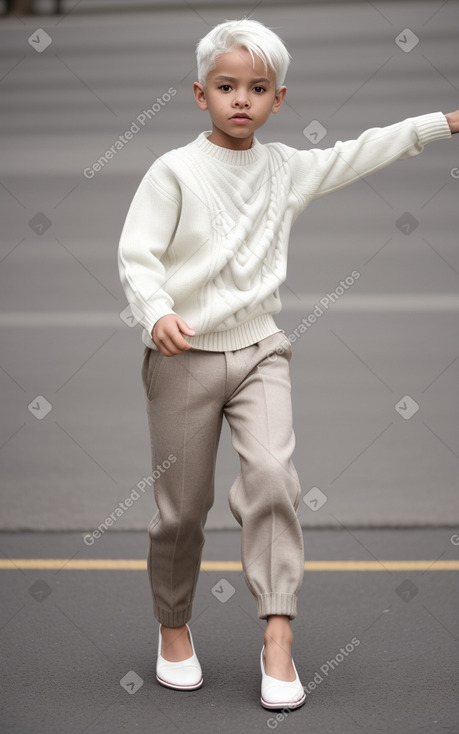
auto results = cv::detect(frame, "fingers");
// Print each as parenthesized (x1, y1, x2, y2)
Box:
(175, 316, 196, 336)
(152, 315, 195, 356)
(157, 333, 193, 356)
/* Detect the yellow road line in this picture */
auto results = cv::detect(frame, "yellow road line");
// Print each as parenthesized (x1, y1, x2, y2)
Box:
(0, 559, 458, 571)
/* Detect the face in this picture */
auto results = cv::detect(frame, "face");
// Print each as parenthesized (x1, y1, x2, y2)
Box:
(193, 47, 286, 150)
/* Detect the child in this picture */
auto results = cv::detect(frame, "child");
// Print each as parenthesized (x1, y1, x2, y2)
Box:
(118, 17, 457, 710)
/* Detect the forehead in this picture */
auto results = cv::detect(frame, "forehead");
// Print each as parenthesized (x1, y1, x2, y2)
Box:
(210, 47, 275, 82)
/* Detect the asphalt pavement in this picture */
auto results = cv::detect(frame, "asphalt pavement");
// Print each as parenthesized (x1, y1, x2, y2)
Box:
(1, 528, 459, 734)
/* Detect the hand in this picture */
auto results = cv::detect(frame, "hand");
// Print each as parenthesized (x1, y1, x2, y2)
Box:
(152, 314, 195, 356)
(445, 110, 459, 133)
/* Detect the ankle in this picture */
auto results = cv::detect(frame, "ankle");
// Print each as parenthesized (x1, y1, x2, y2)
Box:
(161, 624, 186, 635)
(160, 624, 188, 640)
(264, 624, 293, 647)
(265, 614, 292, 630)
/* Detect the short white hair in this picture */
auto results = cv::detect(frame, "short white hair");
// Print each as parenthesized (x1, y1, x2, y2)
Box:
(195, 18, 291, 92)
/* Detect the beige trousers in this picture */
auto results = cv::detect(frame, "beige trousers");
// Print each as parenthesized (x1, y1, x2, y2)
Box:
(141, 330, 304, 627)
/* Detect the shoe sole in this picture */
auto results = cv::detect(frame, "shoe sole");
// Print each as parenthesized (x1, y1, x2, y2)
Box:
(260, 691, 306, 710)
(156, 673, 203, 691)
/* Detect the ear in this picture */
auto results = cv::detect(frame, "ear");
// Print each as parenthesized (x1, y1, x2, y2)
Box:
(193, 81, 208, 111)
(272, 85, 287, 114)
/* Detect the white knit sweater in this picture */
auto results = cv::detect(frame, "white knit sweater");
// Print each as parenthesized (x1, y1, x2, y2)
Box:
(118, 112, 451, 351)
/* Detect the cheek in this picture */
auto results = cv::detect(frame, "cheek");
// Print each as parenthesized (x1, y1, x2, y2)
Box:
(208, 96, 224, 111)
(214, 100, 228, 115)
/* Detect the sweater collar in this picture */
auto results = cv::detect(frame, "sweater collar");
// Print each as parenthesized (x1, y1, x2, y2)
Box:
(195, 130, 264, 166)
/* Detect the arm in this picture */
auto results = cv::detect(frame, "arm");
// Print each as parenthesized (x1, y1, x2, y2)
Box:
(290, 111, 453, 204)
(118, 162, 180, 339)
(118, 162, 196, 356)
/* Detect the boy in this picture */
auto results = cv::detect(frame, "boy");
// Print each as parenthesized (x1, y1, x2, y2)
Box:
(118, 18, 458, 710)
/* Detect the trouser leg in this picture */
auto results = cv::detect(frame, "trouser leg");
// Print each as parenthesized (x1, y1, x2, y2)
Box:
(141, 346, 224, 627)
(223, 332, 304, 620)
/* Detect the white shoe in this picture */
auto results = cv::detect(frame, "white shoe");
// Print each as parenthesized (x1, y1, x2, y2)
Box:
(260, 644, 306, 710)
(156, 623, 203, 690)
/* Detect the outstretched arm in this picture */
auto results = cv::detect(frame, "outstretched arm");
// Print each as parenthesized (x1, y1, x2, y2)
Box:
(445, 110, 459, 133)
(290, 111, 454, 205)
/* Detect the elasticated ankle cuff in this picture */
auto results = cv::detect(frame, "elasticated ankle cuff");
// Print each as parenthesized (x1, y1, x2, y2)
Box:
(257, 593, 297, 620)
(154, 601, 192, 627)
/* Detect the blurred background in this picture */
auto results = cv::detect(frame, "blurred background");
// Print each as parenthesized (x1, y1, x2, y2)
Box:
(1, 1, 458, 533)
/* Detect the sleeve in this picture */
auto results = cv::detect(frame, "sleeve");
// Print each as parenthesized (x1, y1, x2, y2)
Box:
(290, 111, 451, 206)
(118, 159, 181, 338)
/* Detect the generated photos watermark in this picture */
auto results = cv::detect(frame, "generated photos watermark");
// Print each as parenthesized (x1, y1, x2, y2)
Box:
(83, 88, 177, 179)
(267, 269, 361, 361)
(266, 637, 360, 728)
(83, 454, 176, 545)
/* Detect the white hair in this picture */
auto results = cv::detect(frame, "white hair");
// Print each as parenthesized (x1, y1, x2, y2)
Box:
(195, 18, 291, 92)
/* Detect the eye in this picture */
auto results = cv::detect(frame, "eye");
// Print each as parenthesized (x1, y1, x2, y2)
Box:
(253, 86, 266, 93)
(218, 84, 232, 92)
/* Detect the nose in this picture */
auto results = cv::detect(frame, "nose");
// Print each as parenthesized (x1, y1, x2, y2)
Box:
(233, 88, 250, 108)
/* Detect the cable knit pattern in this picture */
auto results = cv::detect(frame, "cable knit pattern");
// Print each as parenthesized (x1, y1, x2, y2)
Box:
(118, 112, 451, 351)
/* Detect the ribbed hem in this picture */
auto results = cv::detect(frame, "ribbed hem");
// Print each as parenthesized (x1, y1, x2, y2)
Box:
(257, 593, 298, 620)
(142, 313, 280, 351)
(194, 130, 264, 166)
(153, 600, 192, 627)
(412, 111, 452, 145)
(183, 314, 281, 352)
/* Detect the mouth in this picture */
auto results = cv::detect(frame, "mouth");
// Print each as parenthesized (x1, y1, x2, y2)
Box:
(230, 114, 251, 120)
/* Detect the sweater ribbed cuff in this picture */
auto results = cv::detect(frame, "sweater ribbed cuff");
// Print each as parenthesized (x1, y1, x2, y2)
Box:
(411, 111, 452, 145)
(137, 301, 176, 341)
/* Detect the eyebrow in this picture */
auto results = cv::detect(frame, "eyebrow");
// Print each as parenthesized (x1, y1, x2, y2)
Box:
(213, 75, 271, 84)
